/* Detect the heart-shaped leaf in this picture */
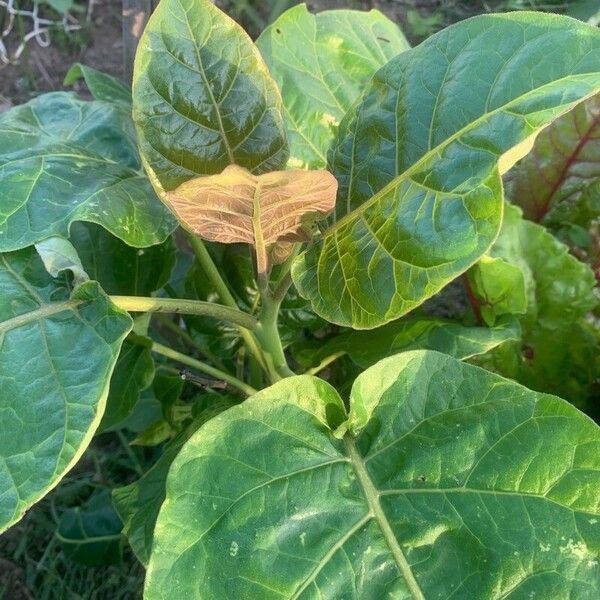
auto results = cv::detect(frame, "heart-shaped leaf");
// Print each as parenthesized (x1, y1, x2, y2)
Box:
(292, 13, 600, 329)
(145, 350, 600, 598)
(166, 165, 337, 257)
(257, 5, 409, 169)
(0, 92, 177, 251)
(0, 249, 132, 533)
(133, 0, 288, 193)
(506, 93, 600, 221)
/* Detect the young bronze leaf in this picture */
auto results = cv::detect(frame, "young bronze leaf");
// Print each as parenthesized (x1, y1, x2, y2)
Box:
(166, 165, 337, 249)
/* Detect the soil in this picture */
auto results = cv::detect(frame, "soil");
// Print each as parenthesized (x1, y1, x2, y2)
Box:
(0, 0, 124, 108)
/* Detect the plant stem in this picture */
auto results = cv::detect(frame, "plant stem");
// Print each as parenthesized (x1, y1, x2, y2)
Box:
(110, 295, 257, 330)
(155, 315, 227, 371)
(187, 234, 268, 372)
(115, 430, 144, 477)
(461, 274, 484, 326)
(255, 293, 295, 380)
(305, 351, 346, 376)
(151, 341, 257, 397)
(255, 245, 299, 381)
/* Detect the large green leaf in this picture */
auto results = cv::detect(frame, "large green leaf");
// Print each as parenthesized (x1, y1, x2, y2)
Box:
(292, 13, 600, 329)
(69, 222, 176, 296)
(133, 0, 288, 193)
(0, 249, 132, 533)
(256, 5, 409, 169)
(506, 93, 600, 221)
(145, 351, 600, 598)
(487, 204, 596, 331)
(0, 92, 177, 251)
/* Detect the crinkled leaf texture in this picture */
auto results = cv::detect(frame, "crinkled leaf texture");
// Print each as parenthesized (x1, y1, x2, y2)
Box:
(506, 93, 600, 222)
(166, 165, 337, 248)
(257, 5, 409, 169)
(133, 0, 288, 194)
(0, 249, 132, 533)
(0, 92, 176, 251)
(145, 350, 600, 599)
(292, 12, 600, 329)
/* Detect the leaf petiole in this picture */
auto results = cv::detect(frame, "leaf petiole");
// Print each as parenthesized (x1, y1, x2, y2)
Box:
(109, 295, 257, 330)
(150, 341, 257, 397)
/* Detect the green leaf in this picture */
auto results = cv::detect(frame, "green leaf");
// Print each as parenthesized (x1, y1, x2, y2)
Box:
(133, 0, 288, 193)
(35, 236, 89, 286)
(42, 0, 74, 13)
(145, 351, 600, 598)
(256, 5, 409, 169)
(100, 335, 155, 432)
(69, 222, 176, 296)
(297, 317, 521, 370)
(0, 92, 177, 251)
(467, 255, 527, 326)
(0, 249, 132, 533)
(57, 490, 123, 567)
(469, 204, 598, 405)
(506, 93, 600, 221)
(292, 13, 600, 329)
(489, 204, 596, 330)
(64, 63, 132, 107)
(113, 392, 237, 565)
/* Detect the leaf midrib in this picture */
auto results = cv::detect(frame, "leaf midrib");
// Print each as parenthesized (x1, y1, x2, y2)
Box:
(327, 74, 600, 235)
(344, 435, 426, 600)
(0, 300, 81, 336)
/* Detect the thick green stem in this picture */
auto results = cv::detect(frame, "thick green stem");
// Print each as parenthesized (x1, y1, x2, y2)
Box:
(110, 295, 257, 330)
(151, 341, 257, 397)
(187, 234, 269, 373)
(255, 295, 294, 381)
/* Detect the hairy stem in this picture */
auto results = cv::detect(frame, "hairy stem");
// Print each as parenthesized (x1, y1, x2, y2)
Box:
(151, 341, 257, 397)
(110, 295, 257, 330)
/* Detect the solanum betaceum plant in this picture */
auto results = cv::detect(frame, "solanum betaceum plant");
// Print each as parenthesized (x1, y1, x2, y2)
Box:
(1, 1, 600, 597)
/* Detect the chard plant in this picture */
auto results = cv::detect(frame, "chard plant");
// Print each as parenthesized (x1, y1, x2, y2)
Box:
(1, 1, 600, 597)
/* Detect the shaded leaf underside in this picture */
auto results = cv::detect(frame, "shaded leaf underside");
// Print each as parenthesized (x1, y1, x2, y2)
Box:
(166, 164, 337, 248)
